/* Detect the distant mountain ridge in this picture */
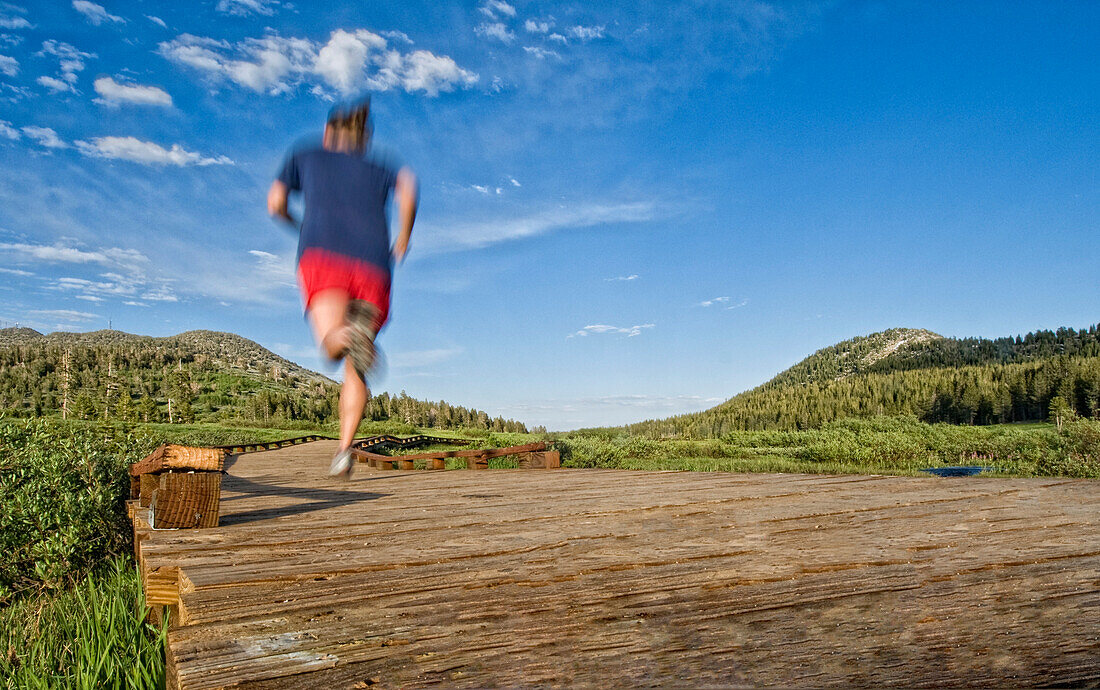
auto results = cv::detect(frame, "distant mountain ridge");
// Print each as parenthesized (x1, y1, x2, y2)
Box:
(0, 327, 529, 432)
(0, 327, 333, 388)
(623, 323, 1100, 437)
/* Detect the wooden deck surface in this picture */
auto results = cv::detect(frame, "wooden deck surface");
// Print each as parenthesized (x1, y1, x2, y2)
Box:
(134, 440, 1100, 689)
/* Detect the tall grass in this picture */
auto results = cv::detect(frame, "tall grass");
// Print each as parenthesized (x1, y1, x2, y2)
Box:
(0, 557, 167, 689)
(553, 416, 1100, 477)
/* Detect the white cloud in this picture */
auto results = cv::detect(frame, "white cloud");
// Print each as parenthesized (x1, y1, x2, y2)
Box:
(141, 286, 177, 302)
(123, 300, 148, 307)
(475, 22, 514, 43)
(93, 76, 172, 106)
(0, 119, 17, 139)
(0, 18, 29, 29)
(72, 1, 125, 26)
(471, 184, 490, 195)
(36, 40, 95, 93)
(0, 33, 23, 48)
(478, 1, 515, 18)
(29, 309, 97, 322)
(397, 50, 479, 96)
(569, 25, 605, 41)
(247, 249, 295, 288)
(37, 76, 73, 93)
(381, 30, 411, 44)
(145, 15, 166, 28)
(569, 323, 655, 338)
(160, 30, 477, 97)
(75, 294, 103, 302)
(75, 136, 233, 166)
(725, 298, 749, 310)
(216, 0, 279, 16)
(0, 267, 32, 276)
(523, 46, 558, 60)
(525, 19, 552, 33)
(21, 126, 68, 148)
(547, 33, 567, 44)
(421, 201, 655, 254)
(699, 296, 729, 307)
(0, 241, 149, 271)
(509, 177, 520, 187)
(0, 53, 16, 76)
(605, 274, 638, 282)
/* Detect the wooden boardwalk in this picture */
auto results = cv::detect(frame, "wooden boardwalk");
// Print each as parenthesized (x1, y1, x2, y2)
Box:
(133, 440, 1100, 688)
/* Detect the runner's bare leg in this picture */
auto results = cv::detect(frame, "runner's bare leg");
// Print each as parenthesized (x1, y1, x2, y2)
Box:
(339, 357, 368, 450)
(307, 289, 368, 451)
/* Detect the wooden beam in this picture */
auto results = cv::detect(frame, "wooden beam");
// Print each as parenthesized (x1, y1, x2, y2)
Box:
(384, 442, 547, 462)
(150, 471, 221, 529)
(130, 444, 225, 476)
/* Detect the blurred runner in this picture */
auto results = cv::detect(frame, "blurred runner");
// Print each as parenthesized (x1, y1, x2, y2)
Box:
(268, 98, 418, 479)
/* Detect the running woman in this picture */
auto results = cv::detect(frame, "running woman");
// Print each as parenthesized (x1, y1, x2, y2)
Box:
(267, 98, 418, 479)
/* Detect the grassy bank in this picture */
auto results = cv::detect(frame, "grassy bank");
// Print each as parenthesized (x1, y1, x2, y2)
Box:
(553, 416, 1100, 478)
(0, 558, 166, 690)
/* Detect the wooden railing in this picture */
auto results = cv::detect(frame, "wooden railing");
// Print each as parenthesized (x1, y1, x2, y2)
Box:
(211, 434, 334, 455)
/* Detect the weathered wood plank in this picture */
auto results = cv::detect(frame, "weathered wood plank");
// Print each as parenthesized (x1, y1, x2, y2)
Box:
(131, 444, 225, 476)
(128, 440, 1100, 689)
(150, 472, 221, 529)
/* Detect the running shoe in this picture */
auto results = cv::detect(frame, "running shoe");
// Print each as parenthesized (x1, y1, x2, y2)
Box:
(345, 299, 379, 380)
(329, 447, 354, 479)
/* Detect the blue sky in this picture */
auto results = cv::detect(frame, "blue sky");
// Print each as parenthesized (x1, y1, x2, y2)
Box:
(0, 1, 1097, 430)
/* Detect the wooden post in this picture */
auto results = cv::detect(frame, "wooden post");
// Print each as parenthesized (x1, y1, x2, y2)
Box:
(150, 471, 221, 529)
(430, 458, 446, 470)
(377, 459, 396, 470)
(466, 455, 489, 470)
(139, 473, 160, 507)
(397, 459, 415, 470)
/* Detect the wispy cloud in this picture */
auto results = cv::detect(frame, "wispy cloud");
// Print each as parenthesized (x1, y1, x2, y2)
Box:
(725, 298, 749, 310)
(160, 29, 478, 97)
(525, 19, 552, 34)
(145, 15, 166, 28)
(569, 323, 654, 338)
(0, 54, 16, 76)
(75, 136, 231, 166)
(478, 1, 515, 19)
(93, 76, 172, 106)
(0, 240, 149, 272)
(36, 40, 95, 94)
(0, 4, 32, 30)
(420, 200, 655, 254)
(21, 126, 68, 148)
(215, 0, 279, 17)
(29, 308, 98, 322)
(699, 296, 729, 307)
(523, 46, 558, 60)
(0, 119, 19, 139)
(568, 25, 605, 41)
(605, 274, 638, 282)
(72, 1, 125, 26)
(475, 22, 514, 44)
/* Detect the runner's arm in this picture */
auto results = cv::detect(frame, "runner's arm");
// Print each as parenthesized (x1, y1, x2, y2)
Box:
(267, 180, 298, 228)
(392, 167, 418, 264)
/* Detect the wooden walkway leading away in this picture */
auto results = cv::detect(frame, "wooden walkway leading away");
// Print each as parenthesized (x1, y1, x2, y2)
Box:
(132, 440, 1100, 689)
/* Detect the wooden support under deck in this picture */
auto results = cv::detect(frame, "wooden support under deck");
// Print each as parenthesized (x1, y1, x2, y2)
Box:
(131, 439, 1100, 689)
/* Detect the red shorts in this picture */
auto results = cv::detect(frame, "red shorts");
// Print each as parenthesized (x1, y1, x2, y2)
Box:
(297, 248, 390, 331)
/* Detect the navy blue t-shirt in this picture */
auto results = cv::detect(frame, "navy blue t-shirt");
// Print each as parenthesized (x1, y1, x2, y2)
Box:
(277, 144, 398, 275)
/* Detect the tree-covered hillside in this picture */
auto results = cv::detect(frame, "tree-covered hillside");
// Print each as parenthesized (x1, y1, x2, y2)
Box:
(625, 324, 1100, 438)
(0, 328, 528, 432)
